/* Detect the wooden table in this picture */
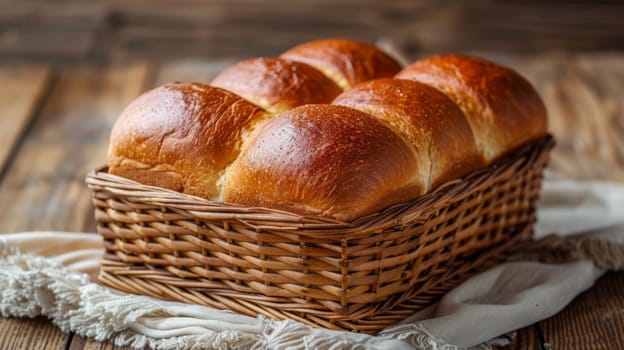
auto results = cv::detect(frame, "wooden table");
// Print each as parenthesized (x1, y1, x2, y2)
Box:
(0, 53, 623, 349)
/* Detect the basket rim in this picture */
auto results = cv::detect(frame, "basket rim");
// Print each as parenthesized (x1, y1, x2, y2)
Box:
(87, 135, 554, 238)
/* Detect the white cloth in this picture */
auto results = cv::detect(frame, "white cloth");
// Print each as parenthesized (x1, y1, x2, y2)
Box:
(1, 174, 624, 350)
(536, 172, 624, 238)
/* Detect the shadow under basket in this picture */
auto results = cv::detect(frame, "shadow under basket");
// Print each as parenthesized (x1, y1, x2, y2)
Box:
(86, 135, 554, 333)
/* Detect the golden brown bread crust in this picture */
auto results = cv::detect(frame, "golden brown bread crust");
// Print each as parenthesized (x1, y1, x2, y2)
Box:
(333, 78, 484, 189)
(396, 54, 548, 161)
(107, 44, 548, 222)
(222, 104, 422, 221)
(107, 83, 267, 199)
(281, 38, 402, 90)
(210, 57, 342, 113)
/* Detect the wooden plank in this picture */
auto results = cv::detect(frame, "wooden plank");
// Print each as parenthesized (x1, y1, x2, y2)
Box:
(0, 64, 50, 175)
(508, 53, 624, 181)
(501, 325, 540, 350)
(69, 336, 133, 350)
(107, 0, 624, 61)
(538, 272, 624, 349)
(0, 317, 68, 350)
(0, 63, 149, 233)
(0, 0, 105, 60)
(2, 1, 624, 62)
(0, 65, 70, 350)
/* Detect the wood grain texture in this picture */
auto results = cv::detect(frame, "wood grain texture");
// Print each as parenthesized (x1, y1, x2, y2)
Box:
(0, 63, 149, 233)
(499, 325, 540, 350)
(0, 64, 50, 175)
(0, 317, 68, 350)
(507, 53, 624, 182)
(1, 0, 624, 63)
(538, 272, 624, 350)
(0, 0, 105, 59)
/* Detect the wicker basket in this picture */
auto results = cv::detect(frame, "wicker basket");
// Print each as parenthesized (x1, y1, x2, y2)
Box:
(86, 135, 553, 333)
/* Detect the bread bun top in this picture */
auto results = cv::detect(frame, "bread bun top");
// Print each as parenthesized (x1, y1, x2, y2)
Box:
(211, 57, 342, 113)
(282, 38, 402, 89)
(222, 104, 422, 221)
(333, 78, 484, 190)
(108, 83, 267, 199)
(396, 54, 548, 161)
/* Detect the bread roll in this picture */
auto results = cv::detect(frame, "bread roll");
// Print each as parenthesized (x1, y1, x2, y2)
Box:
(107, 42, 549, 222)
(396, 54, 547, 161)
(210, 57, 342, 113)
(107, 83, 268, 199)
(282, 38, 402, 90)
(222, 104, 422, 221)
(333, 78, 484, 190)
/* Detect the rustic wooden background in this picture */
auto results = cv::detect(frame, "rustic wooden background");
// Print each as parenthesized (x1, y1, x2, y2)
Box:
(1, 0, 624, 63)
(0, 1, 624, 349)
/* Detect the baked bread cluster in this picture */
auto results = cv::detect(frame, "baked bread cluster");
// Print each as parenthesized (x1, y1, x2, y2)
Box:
(108, 39, 547, 221)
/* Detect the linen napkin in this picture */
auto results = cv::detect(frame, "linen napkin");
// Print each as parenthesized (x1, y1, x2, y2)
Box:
(1, 173, 624, 350)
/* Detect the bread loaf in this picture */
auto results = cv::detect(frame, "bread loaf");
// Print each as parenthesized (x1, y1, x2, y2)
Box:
(282, 38, 402, 89)
(107, 83, 268, 200)
(333, 78, 484, 191)
(222, 104, 422, 219)
(396, 54, 548, 161)
(210, 57, 342, 113)
(107, 39, 548, 221)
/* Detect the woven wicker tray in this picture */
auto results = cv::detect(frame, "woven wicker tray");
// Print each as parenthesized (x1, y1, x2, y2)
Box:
(86, 135, 553, 333)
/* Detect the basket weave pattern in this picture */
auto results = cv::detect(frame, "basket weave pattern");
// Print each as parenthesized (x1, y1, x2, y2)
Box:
(87, 136, 553, 333)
